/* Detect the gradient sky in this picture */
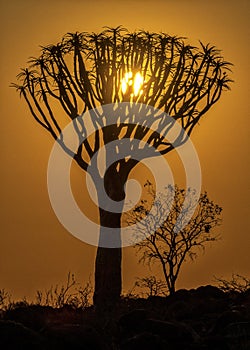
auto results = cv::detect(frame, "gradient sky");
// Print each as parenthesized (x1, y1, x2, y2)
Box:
(0, 0, 249, 300)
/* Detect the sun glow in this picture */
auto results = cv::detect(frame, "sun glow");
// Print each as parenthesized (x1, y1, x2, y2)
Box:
(121, 71, 144, 97)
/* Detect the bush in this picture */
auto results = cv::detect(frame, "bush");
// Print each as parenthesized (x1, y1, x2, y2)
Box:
(214, 274, 250, 293)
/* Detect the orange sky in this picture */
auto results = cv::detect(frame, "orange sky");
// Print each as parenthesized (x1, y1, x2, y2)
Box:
(0, 0, 249, 300)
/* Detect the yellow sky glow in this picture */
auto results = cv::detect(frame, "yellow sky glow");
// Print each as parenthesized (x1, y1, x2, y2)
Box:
(0, 0, 249, 301)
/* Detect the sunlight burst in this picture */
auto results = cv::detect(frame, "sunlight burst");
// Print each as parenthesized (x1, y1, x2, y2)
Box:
(121, 71, 144, 97)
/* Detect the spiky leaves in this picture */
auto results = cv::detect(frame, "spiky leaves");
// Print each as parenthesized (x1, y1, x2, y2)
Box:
(13, 27, 232, 168)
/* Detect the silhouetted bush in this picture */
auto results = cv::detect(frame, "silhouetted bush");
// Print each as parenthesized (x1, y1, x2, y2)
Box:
(215, 274, 250, 293)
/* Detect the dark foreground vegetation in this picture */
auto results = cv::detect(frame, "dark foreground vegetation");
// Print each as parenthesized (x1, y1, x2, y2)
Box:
(0, 284, 249, 350)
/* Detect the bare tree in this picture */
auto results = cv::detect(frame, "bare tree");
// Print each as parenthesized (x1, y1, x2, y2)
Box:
(127, 183, 222, 294)
(12, 27, 232, 306)
(0, 289, 11, 311)
(134, 275, 168, 297)
(214, 274, 250, 293)
(35, 272, 93, 308)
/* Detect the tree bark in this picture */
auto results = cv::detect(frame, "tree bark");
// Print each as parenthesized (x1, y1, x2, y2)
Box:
(93, 211, 122, 307)
(93, 163, 126, 307)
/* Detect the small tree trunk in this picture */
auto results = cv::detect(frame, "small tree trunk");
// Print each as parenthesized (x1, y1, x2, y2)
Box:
(168, 284, 176, 295)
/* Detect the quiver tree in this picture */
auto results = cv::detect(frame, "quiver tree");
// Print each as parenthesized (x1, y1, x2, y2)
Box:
(127, 183, 222, 295)
(12, 26, 232, 306)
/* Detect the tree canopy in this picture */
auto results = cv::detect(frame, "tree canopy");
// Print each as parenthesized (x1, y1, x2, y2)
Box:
(13, 27, 232, 166)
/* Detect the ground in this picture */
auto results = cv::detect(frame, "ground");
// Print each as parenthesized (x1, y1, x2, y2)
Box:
(0, 285, 250, 349)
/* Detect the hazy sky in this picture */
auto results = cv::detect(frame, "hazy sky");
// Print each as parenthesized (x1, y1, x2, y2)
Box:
(0, 0, 249, 300)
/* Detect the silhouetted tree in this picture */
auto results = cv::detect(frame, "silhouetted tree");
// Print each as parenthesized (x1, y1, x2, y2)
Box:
(214, 274, 250, 293)
(12, 27, 232, 306)
(134, 276, 168, 297)
(127, 183, 222, 294)
(0, 289, 11, 311)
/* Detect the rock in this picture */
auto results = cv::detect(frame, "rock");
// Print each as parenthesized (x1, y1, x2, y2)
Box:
(119, 309, 147, 332)
(199, 335, 230, 350)
(212, 310, 246, 334)
(222, 321, 250, 349)
(3, 305, 54, 330)
(186, 319, 208, 337)
(191, 298, 227, 318)
(167, 289, 192, 303)
(120, 332, 167, 350)
(147, 295, 166, 305)
(0, 320, 46, 349)
(166, 300, 193, 320)
(43, 323, 107, 350)
(194, 285, 225, 300)
(145, 318, 196, 344)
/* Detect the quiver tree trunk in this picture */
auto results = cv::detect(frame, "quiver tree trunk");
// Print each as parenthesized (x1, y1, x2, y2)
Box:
(93, 214, 122, 306)
(93, 162, 126, 307)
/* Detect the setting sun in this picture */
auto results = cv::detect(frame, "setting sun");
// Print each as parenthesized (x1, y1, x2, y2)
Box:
(121, 71, 144, 97)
